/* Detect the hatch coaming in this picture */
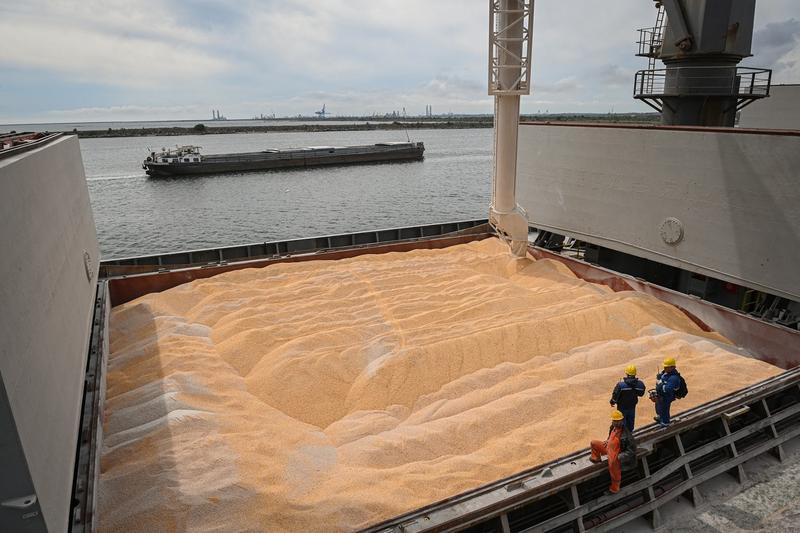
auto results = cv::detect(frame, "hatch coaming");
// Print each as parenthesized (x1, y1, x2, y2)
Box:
(91, 227, 800, 532)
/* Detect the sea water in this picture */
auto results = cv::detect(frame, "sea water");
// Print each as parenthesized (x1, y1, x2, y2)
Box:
(81, 128, 492, 258)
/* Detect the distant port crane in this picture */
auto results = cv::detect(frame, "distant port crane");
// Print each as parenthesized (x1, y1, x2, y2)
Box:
(314, 104, 328, 118)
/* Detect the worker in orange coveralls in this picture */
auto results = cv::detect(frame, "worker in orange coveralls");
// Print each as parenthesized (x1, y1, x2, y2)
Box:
(589, 409, 626, 494)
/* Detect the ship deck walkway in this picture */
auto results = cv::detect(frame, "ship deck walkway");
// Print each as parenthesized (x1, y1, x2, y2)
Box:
(362, 368, 800, 533)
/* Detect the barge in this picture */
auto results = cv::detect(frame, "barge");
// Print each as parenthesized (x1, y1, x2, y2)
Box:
(142, 141, 425, 177)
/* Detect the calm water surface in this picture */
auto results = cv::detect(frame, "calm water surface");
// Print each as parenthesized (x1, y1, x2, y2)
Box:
(82, 128, 492, 258)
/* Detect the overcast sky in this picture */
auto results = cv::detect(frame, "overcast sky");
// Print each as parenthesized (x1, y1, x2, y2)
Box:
(1, 0, 799, 123)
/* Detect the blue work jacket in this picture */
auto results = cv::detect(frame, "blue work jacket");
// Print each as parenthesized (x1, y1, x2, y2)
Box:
(656, 369, 681, 402)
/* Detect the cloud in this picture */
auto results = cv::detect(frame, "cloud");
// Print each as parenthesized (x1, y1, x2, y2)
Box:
(751, 18, 800, 83)
(594, 64, 635, 88)
(43, 104, 207, 120)
(0, 1, 230, 87)
(755, 18, 800, 50)
(2, 0, 799, 122)
(535, 76, 581, 94)
(236, 0, 487, 83)
(242, 75, 494, 117)
(422, 76, 484, 98)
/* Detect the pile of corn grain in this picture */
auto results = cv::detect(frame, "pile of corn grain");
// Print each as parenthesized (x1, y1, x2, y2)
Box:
(99, 238, 780, 532)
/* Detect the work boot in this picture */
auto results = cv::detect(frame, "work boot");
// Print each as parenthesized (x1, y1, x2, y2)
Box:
(590, 457, 601, 464)
(653, 416, 660, 423)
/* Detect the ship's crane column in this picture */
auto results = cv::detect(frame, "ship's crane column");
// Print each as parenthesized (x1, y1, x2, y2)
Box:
(488, 0, 533, 257)
(634, 0, 771, 126)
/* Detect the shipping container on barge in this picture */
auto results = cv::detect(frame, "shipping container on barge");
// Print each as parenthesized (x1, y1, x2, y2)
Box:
(142, 141, 425, 177)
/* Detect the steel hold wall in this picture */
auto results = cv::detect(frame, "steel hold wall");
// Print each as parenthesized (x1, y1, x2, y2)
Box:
(739, 84, 800, 130)
(0, 135, 99, 532)
(516, 122, 800, 301)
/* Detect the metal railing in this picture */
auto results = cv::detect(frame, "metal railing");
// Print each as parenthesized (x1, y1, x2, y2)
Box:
(634, 66, 772, 99)
(636, 26, 664, 58)
(363, 369, 800, 532)
(0, 132, 63, 160)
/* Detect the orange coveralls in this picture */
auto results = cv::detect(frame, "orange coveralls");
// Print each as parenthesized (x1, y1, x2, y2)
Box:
(590, 426, 623, 493)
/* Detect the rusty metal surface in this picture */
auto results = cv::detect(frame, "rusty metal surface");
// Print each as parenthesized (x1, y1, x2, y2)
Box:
(107, 233, 493, 306)
(528, 246, 800, 370)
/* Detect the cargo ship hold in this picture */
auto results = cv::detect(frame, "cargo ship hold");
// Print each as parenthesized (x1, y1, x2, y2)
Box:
(2, 1, 800, 533)
(142, 141, 425, 177)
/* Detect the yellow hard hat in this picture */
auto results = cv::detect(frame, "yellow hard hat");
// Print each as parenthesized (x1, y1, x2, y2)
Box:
(611, 409, 624, 421)
(663, 357, 677, 367)
(625, 364, 637, 376)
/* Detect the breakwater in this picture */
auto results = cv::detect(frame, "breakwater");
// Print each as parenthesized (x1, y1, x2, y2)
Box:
(73, 114, 658, 138)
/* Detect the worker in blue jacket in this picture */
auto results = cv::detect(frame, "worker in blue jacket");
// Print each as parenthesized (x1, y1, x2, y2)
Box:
(609, 365, 646, 431)
(653, 357, 685, 428)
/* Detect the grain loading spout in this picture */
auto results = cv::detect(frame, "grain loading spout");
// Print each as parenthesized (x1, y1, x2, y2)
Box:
(488, 0, 534, 257)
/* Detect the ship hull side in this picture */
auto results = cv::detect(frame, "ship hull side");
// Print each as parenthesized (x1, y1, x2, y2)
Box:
(145, 145, 424, 177)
